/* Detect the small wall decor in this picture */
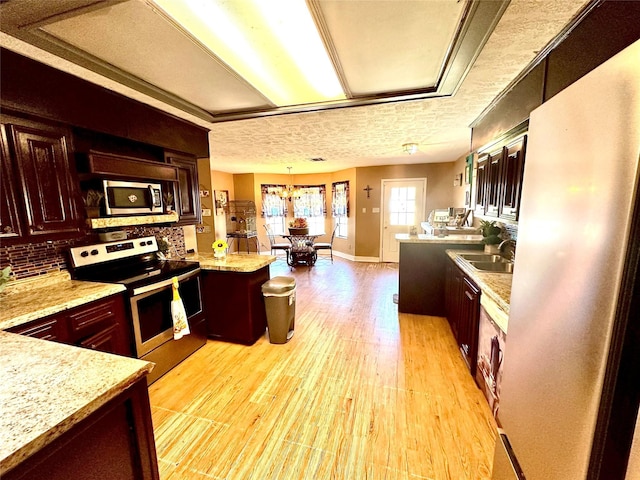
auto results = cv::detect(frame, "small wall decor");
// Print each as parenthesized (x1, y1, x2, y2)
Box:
(215, 190, 229, 214)
(363, 185, 373, 198)
(465, 153, 474, 186)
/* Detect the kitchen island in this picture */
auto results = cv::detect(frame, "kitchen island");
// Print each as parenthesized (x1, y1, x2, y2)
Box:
(0, 331, 157, 479)
(396, 234, 483, 316)
(188, 253, 276, 345)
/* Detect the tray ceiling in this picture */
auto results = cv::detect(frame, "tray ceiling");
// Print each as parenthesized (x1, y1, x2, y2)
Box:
(0, 0, 591, 173)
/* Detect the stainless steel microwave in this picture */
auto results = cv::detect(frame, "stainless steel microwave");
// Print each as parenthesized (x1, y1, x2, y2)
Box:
(103, 180, 163, 215)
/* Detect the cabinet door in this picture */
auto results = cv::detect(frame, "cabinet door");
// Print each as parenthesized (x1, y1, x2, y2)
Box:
(499, 135, 527, 221)
(0, 124, 23, 238)
(8, 121, 81, 238)
(166, 152, 201, 225)
(459, 277, 481, 375)
(485, 147, 504, 217)
(474, 155, 489, 215)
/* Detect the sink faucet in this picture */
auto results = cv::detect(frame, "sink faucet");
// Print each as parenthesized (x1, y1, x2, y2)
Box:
(499, 239, 516, 262)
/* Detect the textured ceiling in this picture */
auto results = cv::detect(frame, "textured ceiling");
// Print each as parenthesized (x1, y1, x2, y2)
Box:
(0, 0, 590, 174)
(209, 0, 590, 174)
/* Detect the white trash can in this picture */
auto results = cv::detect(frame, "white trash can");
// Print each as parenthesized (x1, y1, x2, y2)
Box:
(261, 276, 296, 344)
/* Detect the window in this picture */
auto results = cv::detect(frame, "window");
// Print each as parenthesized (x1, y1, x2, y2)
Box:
(332, 181, 349, 238)
(292, 185, 326, 233)
(389, 186, 416, 225)
(260, 185, 287, 234)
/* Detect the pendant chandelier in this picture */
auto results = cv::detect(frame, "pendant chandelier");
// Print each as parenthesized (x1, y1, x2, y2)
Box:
(281, 166, 300, 200)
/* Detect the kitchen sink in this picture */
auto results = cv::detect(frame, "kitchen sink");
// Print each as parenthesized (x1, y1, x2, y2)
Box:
(458, 253, 509, 263)
(469, 261, 515, 273)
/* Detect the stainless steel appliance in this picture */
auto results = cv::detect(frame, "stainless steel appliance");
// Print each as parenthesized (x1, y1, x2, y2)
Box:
(103, 179, 163, 215)
(476, 299, 506, 422)
(492, 41, 640, 479)
(69, 236, 206, 384)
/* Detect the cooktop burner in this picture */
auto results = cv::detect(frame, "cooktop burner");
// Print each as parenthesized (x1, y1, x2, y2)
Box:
(69, 236, 200, 290)
(79, 259, 199, 288)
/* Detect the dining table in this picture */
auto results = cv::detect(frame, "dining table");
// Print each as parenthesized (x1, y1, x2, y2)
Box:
(282, 233, 324, 266)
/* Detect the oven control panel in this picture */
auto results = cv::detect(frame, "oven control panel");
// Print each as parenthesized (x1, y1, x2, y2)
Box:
(70, 236, 158, 268)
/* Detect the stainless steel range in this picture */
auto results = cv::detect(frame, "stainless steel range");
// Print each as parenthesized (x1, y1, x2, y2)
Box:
(69, 236, 207, 384)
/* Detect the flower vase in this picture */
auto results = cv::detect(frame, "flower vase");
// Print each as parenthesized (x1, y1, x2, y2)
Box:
(289, 227, 309, 235)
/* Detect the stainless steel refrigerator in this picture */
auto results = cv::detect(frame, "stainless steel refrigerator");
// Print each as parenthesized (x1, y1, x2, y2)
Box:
(492, 40, 640, 479)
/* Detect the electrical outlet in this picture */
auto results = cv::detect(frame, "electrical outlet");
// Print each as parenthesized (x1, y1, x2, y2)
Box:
(202, 208, 212, 217)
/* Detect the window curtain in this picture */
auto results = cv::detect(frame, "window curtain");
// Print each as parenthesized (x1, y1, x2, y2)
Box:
(260, 184, 288, 217)
(331, 181, 350, 217)
(292, 185, 326, 217)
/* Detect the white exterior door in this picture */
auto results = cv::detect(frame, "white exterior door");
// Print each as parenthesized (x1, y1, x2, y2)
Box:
(381, 178, 426, 263)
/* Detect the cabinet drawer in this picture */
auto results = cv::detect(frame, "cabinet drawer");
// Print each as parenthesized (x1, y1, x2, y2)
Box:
(77, 324, 119, 353)
(8, 317, 65, 342)
(67, 298, 118, 342)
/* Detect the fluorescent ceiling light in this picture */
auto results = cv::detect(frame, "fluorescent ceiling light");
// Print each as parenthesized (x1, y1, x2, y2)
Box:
(152, 0, 346, 107)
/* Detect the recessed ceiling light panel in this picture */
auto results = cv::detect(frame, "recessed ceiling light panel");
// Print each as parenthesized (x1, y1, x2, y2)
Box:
(152, 0, 346, 107)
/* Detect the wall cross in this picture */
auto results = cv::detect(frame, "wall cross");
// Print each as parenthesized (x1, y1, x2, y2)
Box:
(363, 185, 373, 198)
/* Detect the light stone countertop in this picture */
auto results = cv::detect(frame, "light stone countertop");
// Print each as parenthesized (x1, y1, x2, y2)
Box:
(0, 271, 126, 331)
(187, 252, 276, 272)
(0, 331, 153, 475)
(396, 233, 484, 244)
(446, 249, 512, 332)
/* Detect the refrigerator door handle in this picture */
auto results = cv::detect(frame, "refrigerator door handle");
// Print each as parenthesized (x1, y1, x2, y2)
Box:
(492, 429, 526, 479)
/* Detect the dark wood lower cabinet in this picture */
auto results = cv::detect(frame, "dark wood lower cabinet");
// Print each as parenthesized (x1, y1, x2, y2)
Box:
(445, 258, 481, 375)
(8, 294, 132, 356)
(3, 378, 159, 480)
(202, 267, 270, 345)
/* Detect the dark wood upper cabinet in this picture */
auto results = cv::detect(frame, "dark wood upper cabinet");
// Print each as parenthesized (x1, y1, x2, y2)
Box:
(1, 115, 82, 242)
(474, 155, 489, 216)
(0, 124, 24, 238)
(485, 147, 505, 218)
(474, 133, 527, 221)
(165, 151, 201, 225)
(499, 136, 527, 221)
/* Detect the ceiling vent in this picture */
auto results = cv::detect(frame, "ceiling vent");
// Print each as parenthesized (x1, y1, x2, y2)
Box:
(310, 157, 326, 162)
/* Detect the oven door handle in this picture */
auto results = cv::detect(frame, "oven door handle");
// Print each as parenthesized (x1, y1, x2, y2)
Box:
(131, 268, 201, 296)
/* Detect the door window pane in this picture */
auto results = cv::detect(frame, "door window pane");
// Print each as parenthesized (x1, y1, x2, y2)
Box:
(389, 187, 416, 225)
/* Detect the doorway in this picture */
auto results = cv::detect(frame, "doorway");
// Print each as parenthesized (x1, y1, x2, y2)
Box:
(381, 178, 426, 263)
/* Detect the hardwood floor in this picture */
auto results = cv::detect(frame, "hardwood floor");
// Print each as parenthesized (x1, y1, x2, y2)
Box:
(148, 257, 497, 479)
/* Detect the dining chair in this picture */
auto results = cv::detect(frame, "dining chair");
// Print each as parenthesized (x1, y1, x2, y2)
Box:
(264, 225, 291, 258)
(313, 224, 338, 263)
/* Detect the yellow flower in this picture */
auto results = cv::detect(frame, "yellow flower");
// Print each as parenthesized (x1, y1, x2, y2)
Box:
(212, 239, 228, 252)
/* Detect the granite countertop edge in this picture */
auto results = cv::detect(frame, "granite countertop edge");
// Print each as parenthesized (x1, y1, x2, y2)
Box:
(396, 233, 484, 244)
(0, 332, 153, 475)
(188, 252, 276, 272)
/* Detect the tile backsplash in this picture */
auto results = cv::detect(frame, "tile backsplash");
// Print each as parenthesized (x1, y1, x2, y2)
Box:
(0, 226, 186, 281)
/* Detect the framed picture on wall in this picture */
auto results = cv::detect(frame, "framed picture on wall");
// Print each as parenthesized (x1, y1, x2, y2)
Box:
(465, 153, 473, 185)
(215, 190, 229, 214)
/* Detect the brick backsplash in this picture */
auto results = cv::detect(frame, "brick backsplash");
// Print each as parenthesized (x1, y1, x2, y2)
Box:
(0, 226, 185, 281)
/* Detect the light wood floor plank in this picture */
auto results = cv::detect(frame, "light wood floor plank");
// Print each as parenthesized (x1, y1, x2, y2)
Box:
(149, 258, 497, 479)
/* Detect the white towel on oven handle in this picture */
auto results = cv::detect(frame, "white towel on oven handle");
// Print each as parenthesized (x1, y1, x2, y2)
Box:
(171, 277, 190, 340)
